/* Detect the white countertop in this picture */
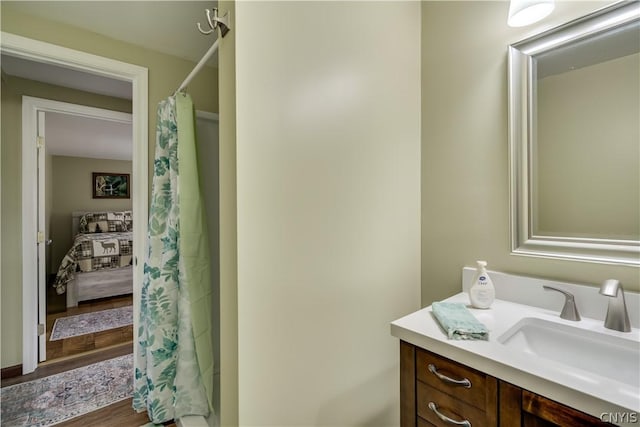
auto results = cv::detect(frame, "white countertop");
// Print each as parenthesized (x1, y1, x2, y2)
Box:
(390, 292, 640, 424)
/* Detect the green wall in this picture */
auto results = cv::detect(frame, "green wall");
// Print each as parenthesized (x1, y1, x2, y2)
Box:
(420, 0, 638, 308)
(218, 1, 238, 425)
(1, 5, 218, 368)
(1, 77, 23, 368)
(50, 156, 133, 269)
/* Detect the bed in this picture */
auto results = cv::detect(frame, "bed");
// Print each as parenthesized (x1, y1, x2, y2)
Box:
(53, 211, 134, 307)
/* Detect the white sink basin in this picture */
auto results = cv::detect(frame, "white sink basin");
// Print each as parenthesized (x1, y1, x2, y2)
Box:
(498, 317, 640, 388)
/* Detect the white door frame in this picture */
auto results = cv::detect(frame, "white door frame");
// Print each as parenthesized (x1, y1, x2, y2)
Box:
(23, 96, 134, 363)
(36, 109, 46, 362)
(0, 31, 148, 374)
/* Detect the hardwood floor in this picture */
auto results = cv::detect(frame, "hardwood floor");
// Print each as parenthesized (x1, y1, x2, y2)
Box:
(46, 294, 133, 360)
(55, 398, 176, 426)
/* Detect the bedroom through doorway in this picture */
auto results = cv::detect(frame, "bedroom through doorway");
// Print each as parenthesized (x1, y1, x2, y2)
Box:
(25, 95, 135, 364)
(0, 37, 149, 372)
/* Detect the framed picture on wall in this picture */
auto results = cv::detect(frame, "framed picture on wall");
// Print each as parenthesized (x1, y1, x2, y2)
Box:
(92, 172, 130, 199)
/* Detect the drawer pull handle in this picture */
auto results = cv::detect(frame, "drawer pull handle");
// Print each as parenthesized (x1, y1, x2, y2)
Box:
(428, 363, 472, 388)
(428, 402, 472, 427)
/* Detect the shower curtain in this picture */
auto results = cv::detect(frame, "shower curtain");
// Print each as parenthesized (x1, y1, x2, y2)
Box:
(133, 93, 215, 424)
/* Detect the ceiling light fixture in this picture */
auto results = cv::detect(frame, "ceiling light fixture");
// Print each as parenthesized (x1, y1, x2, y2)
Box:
(508, 0, 555, 27)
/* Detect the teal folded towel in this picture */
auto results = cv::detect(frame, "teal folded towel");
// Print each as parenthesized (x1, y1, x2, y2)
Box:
(431, 302, 489, 341)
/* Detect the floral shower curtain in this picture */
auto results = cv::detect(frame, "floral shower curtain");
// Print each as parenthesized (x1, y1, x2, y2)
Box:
(133, 93, 214, 424)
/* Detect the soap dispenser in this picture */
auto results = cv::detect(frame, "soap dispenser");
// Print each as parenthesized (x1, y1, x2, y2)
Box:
(469, 260, 495, 309)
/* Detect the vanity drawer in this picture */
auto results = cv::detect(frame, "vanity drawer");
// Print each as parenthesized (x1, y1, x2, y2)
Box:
(417, 381, 487, 427)
(417, 418, 435, 427)
(416, 348, 488, 410)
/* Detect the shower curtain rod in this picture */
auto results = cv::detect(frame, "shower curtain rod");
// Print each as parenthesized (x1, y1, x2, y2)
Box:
(176, 38, 220, 93)
(175, 7, 230, 94)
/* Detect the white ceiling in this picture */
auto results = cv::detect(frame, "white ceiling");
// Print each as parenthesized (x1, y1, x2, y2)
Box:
(1, 54, 134, 99)
(45, 112, 133, 161)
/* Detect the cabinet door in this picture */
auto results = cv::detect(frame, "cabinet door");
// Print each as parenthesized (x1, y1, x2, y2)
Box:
(498, 381, 523, 427)
(521, 391, 612, 427)
(498, 380, 612, 427)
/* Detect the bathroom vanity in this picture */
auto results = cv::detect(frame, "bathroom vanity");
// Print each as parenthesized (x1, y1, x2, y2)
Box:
(391, 269, 640, 427)
(401, 342, 610, 426)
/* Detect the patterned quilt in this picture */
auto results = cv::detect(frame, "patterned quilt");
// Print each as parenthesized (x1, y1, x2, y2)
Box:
(79, 211, 132, 233)
(53, 232, 133, 295)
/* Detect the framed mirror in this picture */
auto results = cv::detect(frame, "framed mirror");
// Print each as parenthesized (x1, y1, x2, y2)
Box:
(508, 1, 640, 266)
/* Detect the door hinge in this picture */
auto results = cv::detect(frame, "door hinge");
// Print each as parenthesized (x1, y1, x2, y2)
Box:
(37, 231, 45, 244)
(36, 136, 45, 149)
(37, 323, 45, 336)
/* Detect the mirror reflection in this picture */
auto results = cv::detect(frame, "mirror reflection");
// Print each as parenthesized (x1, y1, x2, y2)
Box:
(534, 20, 639, 241)
(509, 2, 640, 265)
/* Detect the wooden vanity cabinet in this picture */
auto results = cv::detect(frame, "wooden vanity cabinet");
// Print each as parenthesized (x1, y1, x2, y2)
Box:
(401, 341, 497, 426)
(400, 341, 611, 427)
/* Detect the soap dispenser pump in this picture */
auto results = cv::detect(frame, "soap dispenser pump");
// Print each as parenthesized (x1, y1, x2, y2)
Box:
(469, 260, 495, 309)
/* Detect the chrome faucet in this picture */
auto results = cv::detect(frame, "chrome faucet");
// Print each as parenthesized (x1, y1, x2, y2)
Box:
(599, 279, 631, 332)
(543, 285, 581, 321)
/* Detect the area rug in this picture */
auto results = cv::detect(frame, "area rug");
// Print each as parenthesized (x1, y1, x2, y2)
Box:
(0, 354, 133, 426)
(50, 305, 133, 341)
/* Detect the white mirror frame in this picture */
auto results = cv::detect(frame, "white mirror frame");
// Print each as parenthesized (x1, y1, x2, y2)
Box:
(508, 1, 640, 267)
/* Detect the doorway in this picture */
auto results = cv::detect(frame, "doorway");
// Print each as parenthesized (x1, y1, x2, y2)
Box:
(22, 96, 135, 363)
(0, 32, 148, 374)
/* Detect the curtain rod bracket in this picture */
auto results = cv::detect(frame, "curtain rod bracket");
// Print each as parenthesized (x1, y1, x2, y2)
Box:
(176, 8, 230, 94)
(214, 9, 231, 37)
(197, 8, 231, 37)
